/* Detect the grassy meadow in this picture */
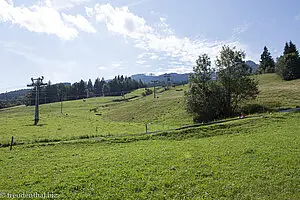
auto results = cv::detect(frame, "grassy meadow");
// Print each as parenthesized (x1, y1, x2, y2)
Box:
(0, 73, 299, 199)
(0, 85, 190, 146)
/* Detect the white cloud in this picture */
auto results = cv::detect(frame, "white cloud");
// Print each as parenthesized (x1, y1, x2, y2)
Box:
(111, 61, 128, 69)
(149, 54, 159, 60)
(112, 63, 121, 67)
(0, 0, 96, 40)
(232, 21, 252, 38)
(137, 53, 146, 59)
(86, 4, 152, 39)
(62, 13, 96, 33)
(87, 3, 249, 68)
(136, 60, 146, 64)
(98, 66, 106, 70)
(43, 0, 91, 10)
(163, 66, 192, 74)
(137, 52, 161, 60)
(126, 0, 149, 8)
(295, 14, 300, 21)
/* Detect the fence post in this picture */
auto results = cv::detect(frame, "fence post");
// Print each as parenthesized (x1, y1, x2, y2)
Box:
(10, 136, 14, 151)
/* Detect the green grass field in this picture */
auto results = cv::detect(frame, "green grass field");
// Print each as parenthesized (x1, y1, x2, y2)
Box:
(0, 74, 299, 199)
(0, 84, 190, 146)
(249, 73, 300, 109)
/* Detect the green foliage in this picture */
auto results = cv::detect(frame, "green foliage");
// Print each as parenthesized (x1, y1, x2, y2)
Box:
(185, 54, 226, 122)
(216, 46, 259, 116)
(102, 76, 146, 96)
(259, 46, 275, 73)
(142, 88, 153, 96)
(87, 79, 94, 92)
(186, 47, 260, 122)
(276, 53, 300, 80)
(276, 41, 300, 81)
(276, 42, 300, 81)
(94, 78, 105, 96)
(284, 41, 299, 56)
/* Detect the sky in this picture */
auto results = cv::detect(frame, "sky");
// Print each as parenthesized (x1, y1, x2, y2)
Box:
(0, 0, 300, 92)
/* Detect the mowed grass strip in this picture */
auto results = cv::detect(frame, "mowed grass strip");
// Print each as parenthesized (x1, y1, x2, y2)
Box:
(0, 112, 299, 199)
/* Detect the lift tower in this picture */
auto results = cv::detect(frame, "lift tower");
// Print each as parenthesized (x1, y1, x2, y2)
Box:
(27, 77, 47, 125)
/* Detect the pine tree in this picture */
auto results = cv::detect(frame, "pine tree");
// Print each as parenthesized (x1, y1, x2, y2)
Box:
(87, 79, 94, 93)
(94, 78, 101, 96)
(284, 41, 299, 56)
(78, 80, 86, 98)
(259, 46, 275, 73)
(276, 41, 300, 80)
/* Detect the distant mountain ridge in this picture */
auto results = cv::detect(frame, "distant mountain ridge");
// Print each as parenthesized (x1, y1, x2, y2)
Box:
(0, 89, 30, 101)
(131, 60, 258, 84)
(131, 73, 190, 84)
(246, 60, 259, 73)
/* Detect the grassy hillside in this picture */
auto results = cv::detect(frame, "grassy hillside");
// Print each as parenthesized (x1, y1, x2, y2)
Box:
(0, 73, 299, 199)
(1, 74, 300, 146)
(250, 73, 300, 109)
(0, 112, 299, 199)
(0, 85, 191, 146)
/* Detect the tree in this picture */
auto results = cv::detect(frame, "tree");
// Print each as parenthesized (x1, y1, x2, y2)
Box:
(71, 82, 79, 99)
(87, 79, 94, 93)
(57, 83, 66, 101)
(259, 46, 275, 73)
(284, 41, 299, 56)
(102, 83, 111, 96)
(276, 53, 300, 80)
(185, 54, 226, 122)
(78, 80, 86, 98)
(276, 41, 300, 80)
(216, 46, 259, 117)
(94, 78, 101, 96)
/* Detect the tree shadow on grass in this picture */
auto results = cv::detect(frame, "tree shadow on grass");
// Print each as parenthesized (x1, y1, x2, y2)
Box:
(23, 124, 47, 127)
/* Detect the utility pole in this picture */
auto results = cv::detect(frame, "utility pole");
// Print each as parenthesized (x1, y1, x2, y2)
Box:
(121, 87, 125, 99)
(60, 94, 63, 114)
(164, 74, 171, 89)
(27, 76, 47, 125)
(85, 89, 89, 99)
(151, 80, 158, 99)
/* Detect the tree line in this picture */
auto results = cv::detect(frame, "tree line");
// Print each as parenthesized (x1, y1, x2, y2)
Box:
(258, 41, 300, 80)
(25, 76, 146, 106)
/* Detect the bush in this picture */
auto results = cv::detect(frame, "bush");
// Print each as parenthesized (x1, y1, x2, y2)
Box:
(142, 88, 153, 97)
(185, 81, 226, 122)
(240, 104, 266, 114)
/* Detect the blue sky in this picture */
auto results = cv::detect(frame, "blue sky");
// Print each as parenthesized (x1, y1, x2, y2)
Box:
(0, 0, 300, 92)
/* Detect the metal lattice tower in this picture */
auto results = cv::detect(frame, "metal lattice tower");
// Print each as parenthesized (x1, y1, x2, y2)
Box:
(151, 80, 159, 98)
(164, 74, 171, 89)
(27, 76, 47, 125)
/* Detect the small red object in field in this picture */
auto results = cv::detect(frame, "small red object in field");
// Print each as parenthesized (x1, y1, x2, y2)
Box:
(240, 113, 248, 119)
